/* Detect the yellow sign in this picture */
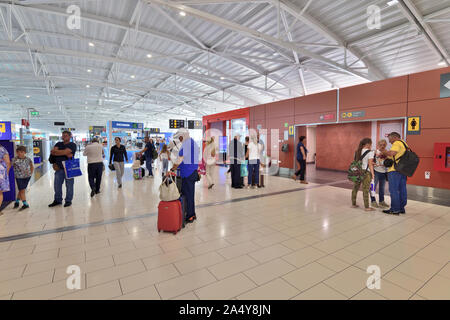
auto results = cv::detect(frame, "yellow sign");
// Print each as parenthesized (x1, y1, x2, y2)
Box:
(0, 123, 5, 133)
(33, 147, 40, 154)
(288, 125, 294, 136)
(407, 116, 421, 135)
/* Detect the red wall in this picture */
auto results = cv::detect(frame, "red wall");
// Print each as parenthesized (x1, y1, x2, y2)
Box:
(204, 67, 450, 189)
(316, 122, 372, 171)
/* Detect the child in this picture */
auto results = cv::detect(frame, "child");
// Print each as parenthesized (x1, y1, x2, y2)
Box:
(159, 144, 170, 177)
(370, 139, 389, 208)
(12, 146, 34, 211)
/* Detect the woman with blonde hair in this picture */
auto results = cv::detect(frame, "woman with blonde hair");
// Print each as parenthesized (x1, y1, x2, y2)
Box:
(370, 139, 389, 208)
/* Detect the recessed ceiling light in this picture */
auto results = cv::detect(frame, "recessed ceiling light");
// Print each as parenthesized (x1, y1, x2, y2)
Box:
(26, 95, 30, 98)
(220, 77, 225, 80)
(130, 75, 136, 79)
(387, 0, 399, 6)
(147, 54, 152, 58)
(179, 11, 186, 16)
(88, 42, 95, 47)
(86, 85, 90, 88)
(87, 69, 92, 73)
(438, 60, 446, 66)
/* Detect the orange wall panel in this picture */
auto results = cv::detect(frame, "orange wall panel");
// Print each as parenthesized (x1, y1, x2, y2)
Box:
(340, 103, 407, 121)
(340, 76, 408, 109)
(408, 98, 450, 129)
(408, 67, 450, 102)
(406, 129, 450, 158)
(265, 99, 295, 119)
(407, 158, 450, 189)
(253, 105, 266, 121)
(316, 122, 371, 171)
(295, 113, 337, 125)
(294, 90, 337, 115)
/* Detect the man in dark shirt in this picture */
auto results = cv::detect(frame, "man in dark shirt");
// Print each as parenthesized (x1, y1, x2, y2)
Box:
(139, 137, 155, 177)
(49, 131, 77, 207)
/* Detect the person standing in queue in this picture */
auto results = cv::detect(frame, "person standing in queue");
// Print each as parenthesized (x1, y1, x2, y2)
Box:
(168, 129, 199, 224)
(0, 144, 11, 212)
(229, 134, 244, 189)
(381, 132, 408, 215)
(205, 136, 217, 189)
(351, 138, 375, 212)
(48, 131, 77, 207)
(84, 138, 105, 197)
(109, 137, 128, 189)
(292, 136, 308, 184)
(139, 137, 155, 178)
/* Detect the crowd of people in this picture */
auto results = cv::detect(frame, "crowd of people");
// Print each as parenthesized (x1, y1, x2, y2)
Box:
(0, 129, 411, 221)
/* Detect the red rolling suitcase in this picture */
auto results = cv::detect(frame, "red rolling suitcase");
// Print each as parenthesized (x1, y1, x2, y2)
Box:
(157, 200, 183, 234)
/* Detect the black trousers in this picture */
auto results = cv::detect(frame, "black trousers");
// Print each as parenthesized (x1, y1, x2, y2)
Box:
(88, 162, 103, 192)
(295, 159, 307, 181)
(230, 163, 242, 188)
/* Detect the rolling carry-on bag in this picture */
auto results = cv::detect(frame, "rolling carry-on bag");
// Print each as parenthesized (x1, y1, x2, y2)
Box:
(158, 200, 183, 234)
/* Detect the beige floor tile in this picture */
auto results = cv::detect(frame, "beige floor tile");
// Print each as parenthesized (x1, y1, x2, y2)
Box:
(119, 264, 179, 294)
(248, 244, 292, 263)
(0, 270, 53, 296)
(85, 242, 135, 261)
(383, 270, 425, 292)
(171, 291, 199, 300)
(323, 266, 369, 298)
(53, 255, 115, 282)
(12, 275, 87, 300)
(0, 245, 35, 259)
(291, 283, 347, 300)
(0, 265, 26, 282)
(156, 269, 217, 300)
(283, 262, 335, 292)
(370, 279, 414, 300)
(0, 248, 59, 271)
(174, 251, 225, 275)
(409, 294, 427, 300)
(417, 275, 450, 300)
(294, 234, 321, 245)
(113, 285, 161, 300)
(438, 263, 450, 280)
(280, 238, 309, 251)
(330, 249, 364, 265)
(0, 294, 12, 300)
(316, 255, 350, 273)
(345, 239, 386, 258)
(312, 237, 351, 254)
(351, 288, 386, 300)
(252, 232, 291, 247)
(208, 255, 258, 280)
(23, 252, 86, 276)
(415, 244, 450, 265)
(55, 280, 122, 300)
(58, 239, 109, 257)
(159, 236, 204, 253)
(216, 241, 260, 260)
(86, 260, 146, 287)
(224, 230, 265, 245)
(244, 258, 296, 285)
(195, 273, 256, 300)
(395, 256, 443, 281)
(282, 247, 327, 268)
(379, 242, 421, 261)
(33, 237, 84, 253)
(355, 252, 402, 276)
(142, 248, 193, 270)
(237, 278, 299, 300)
(187, 239, 232, 256)
(113, 245, 163, 265)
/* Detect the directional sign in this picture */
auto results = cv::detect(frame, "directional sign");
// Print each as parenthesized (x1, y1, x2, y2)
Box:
(440, 73, 450, 98)
(169, 119, 185, 129)
(407, 116, 421, 135)
(30, 111, 39, 116)
(342, 111, 366, 119)
(288, 125, 295, 136)
(188, 120, 202, 129)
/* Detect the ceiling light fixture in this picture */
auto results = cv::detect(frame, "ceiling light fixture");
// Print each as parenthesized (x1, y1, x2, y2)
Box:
(438, 60, 446, 66)
(179, 11, 186, 16)
(88, 42, 95, 47)
(130, 75, 136, 79)
(387, 0, 398, 6)
(147, 54, 152, 58)
(87, 69, 92, 73)
(26, 95, 30, 98)
(86, 85, 90, 88)
(220, 77, 225, 80)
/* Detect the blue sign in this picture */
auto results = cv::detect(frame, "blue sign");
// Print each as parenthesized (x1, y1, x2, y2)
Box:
(219, 136, 228, 153)
(111, 121, 143, 130)
(0, 121, 12, 140)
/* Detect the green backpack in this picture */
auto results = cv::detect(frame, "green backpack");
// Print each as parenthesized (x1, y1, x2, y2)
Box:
(348, 150, 371, 183)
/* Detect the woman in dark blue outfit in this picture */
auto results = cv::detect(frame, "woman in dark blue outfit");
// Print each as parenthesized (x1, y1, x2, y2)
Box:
(292, 136, 308, 184)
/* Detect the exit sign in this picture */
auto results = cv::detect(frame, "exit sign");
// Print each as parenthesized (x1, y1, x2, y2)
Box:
(30, 111, 39, 116)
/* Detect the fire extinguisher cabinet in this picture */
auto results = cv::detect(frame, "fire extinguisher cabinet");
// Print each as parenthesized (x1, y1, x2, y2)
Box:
(433, 143, 450, 172)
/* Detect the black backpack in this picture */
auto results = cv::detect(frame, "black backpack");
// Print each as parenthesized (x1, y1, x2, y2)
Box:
(394, 140, 419, 177)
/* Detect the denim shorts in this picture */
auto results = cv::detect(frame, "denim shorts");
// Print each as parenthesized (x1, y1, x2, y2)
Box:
(16, 177, 31, 190)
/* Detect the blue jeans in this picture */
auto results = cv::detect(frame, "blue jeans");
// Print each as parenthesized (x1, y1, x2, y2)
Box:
(370, 171, 387, 203)
(54, 169, 74, 203)
(248, 159, 260, 186)
(388, 171, 407, 212)
(181, 170, 197, 219)
(146, 159, 153, 176)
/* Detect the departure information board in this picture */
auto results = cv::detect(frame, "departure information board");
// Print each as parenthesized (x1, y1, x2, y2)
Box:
(169, 119, 185, 129)
(188, 120, 203, 129)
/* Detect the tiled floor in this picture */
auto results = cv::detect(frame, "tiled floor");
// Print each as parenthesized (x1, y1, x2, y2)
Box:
(0, 163, 449, 300)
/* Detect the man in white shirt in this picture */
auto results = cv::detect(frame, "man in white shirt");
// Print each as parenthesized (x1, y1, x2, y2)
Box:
(83, 138, 105, 197)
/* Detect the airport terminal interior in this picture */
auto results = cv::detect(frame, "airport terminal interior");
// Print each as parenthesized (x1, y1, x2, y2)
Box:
(0, 0, 450, 301)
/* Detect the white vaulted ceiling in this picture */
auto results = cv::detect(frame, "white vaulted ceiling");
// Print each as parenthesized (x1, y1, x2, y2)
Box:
(0, 0, 449, 132)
